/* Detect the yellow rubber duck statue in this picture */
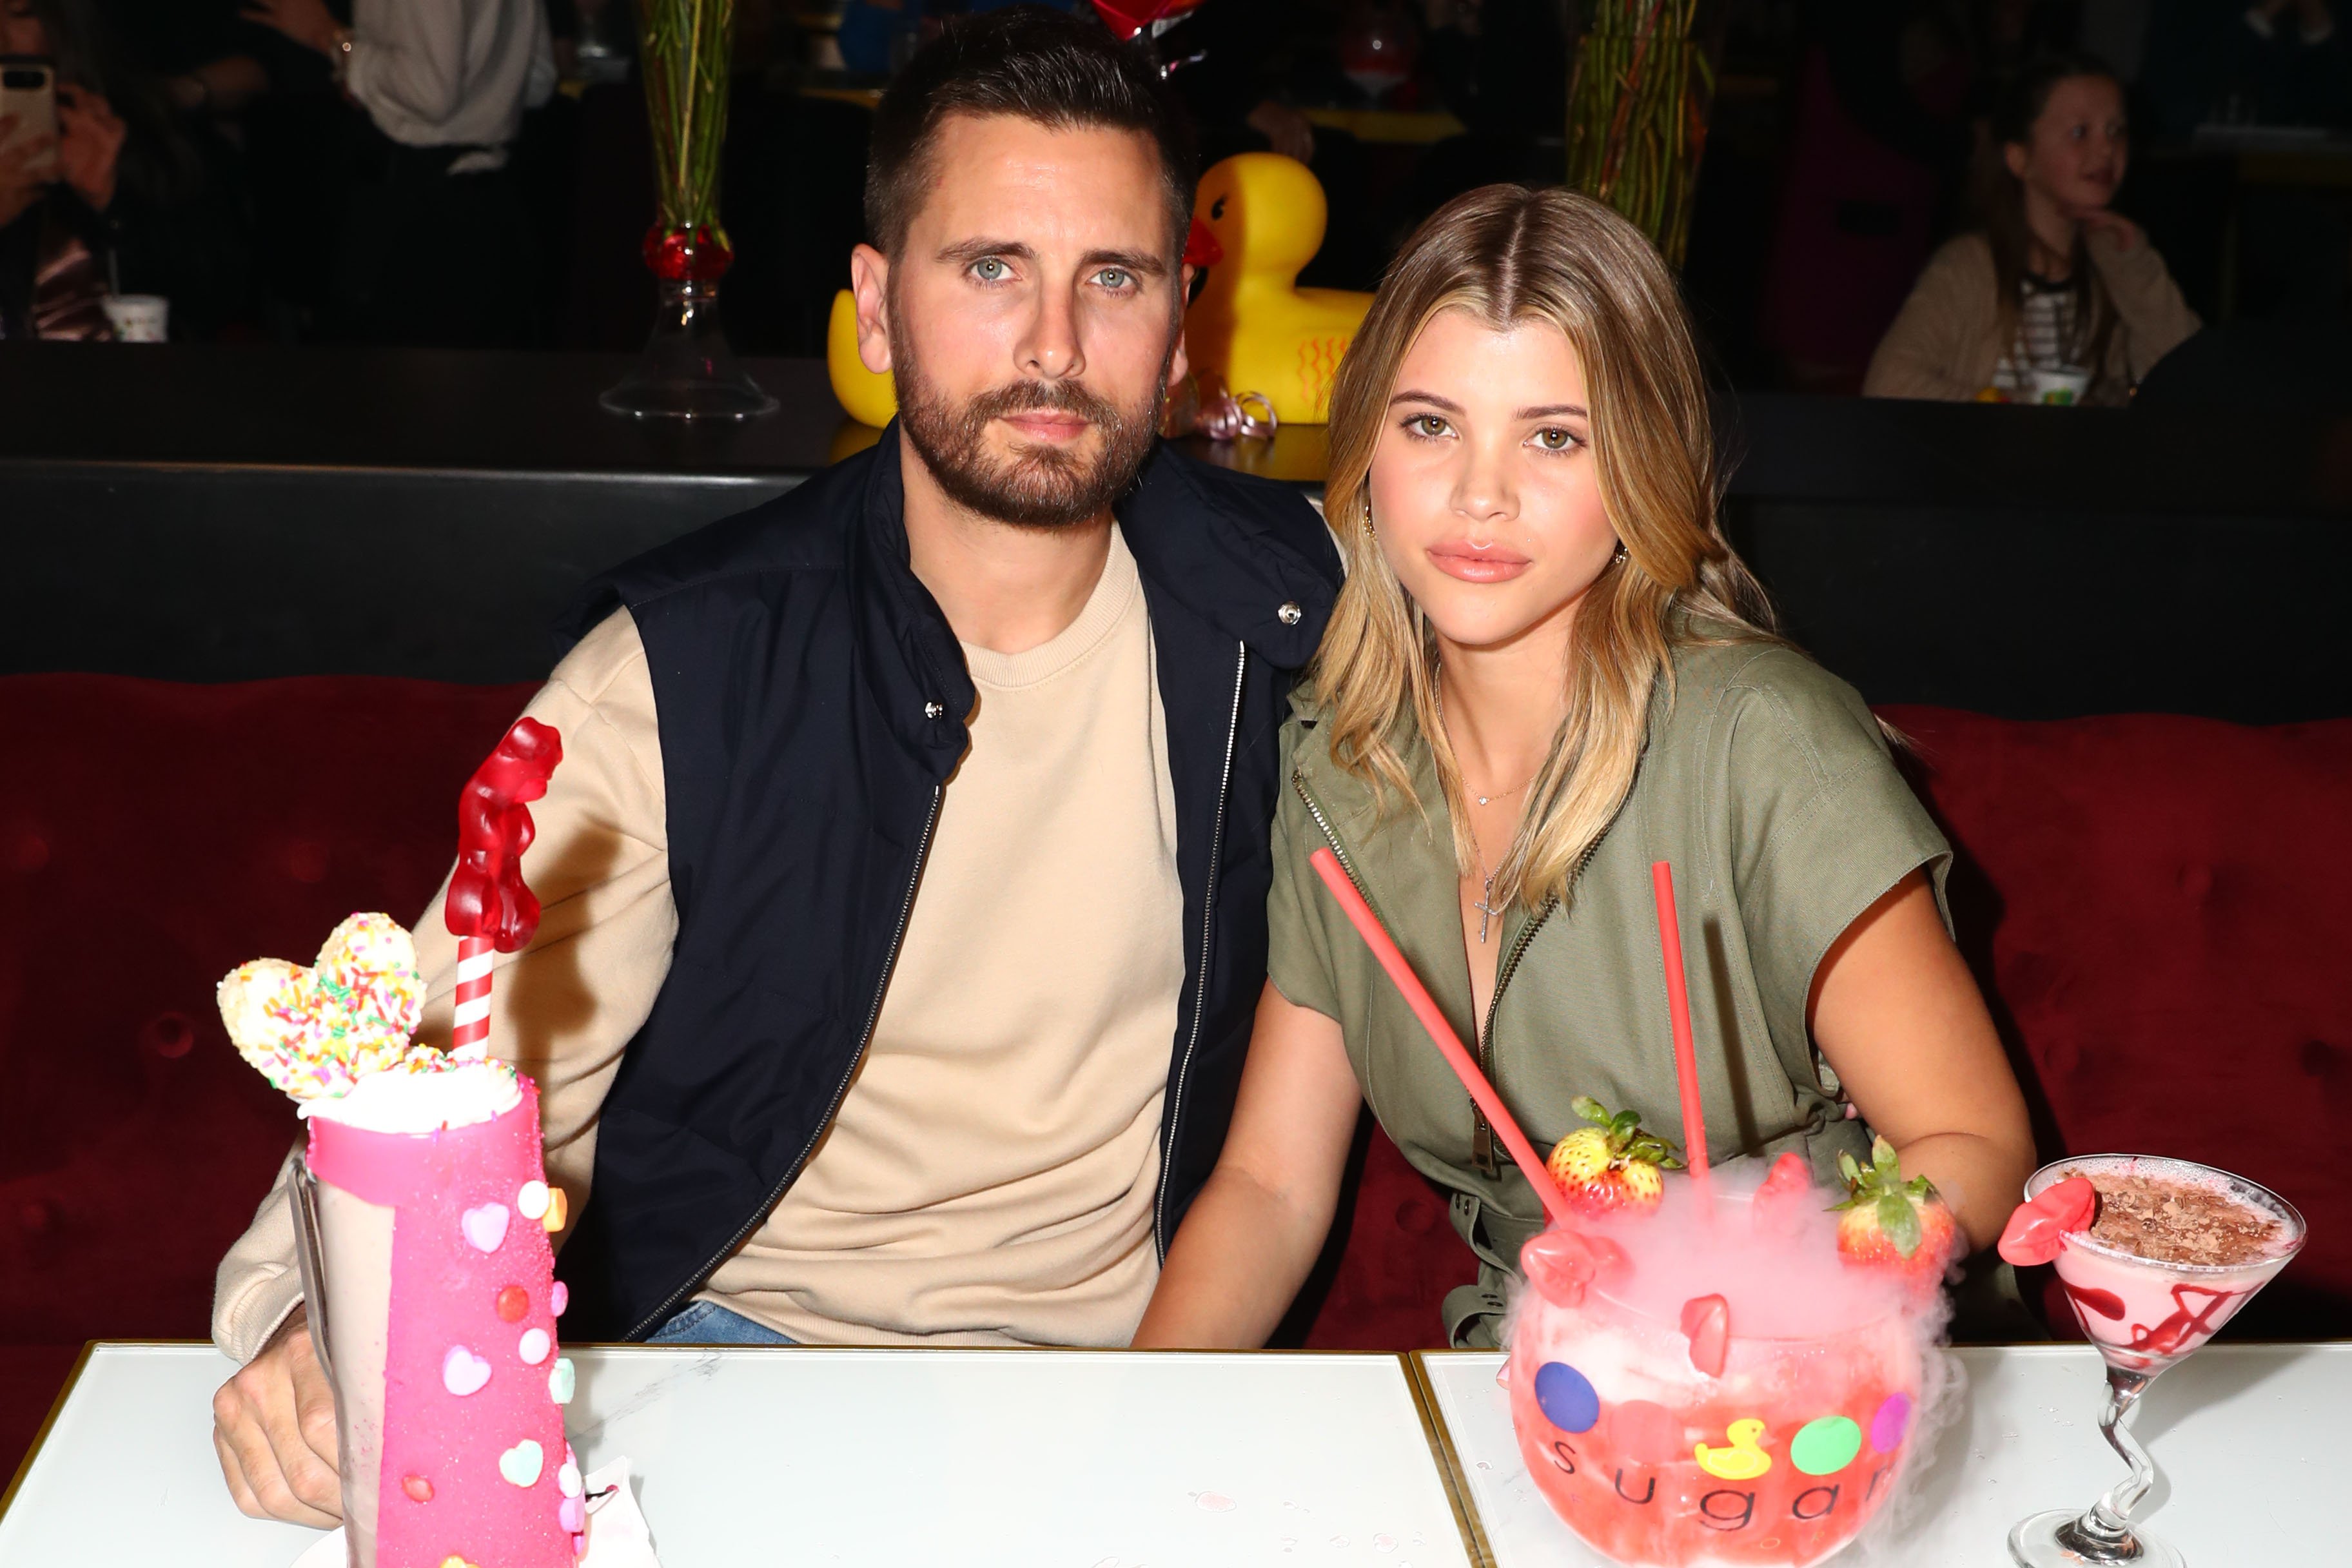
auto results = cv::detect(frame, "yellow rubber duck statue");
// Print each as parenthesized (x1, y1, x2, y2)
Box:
(1694, 1418, 1774, 1482)
(827, 289, 899, 428)
(1184, 153, 1371, 425)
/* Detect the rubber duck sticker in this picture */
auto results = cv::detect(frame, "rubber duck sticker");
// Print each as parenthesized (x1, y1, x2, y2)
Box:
(1183, 153, 1371, 424)
(1694, 1418, 1773, 1481)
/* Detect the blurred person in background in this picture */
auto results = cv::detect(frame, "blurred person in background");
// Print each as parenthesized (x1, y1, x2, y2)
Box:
(240, 0, 554, 346)
(1866, 52, 2199, 404)
(0, 0, 253, 338)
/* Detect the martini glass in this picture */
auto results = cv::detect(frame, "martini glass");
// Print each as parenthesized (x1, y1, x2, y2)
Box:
(2008, 1155, 2306, 1567)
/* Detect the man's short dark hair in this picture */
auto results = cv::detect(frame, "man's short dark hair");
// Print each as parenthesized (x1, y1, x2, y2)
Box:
(865, 6, 1197, 260)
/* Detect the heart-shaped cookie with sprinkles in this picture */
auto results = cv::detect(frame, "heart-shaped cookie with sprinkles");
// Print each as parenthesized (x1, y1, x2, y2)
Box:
(217, 913, 426, 1099)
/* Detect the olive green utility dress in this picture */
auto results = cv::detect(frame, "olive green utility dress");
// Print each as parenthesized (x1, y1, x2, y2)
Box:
(1269, 634, 1953, 1347)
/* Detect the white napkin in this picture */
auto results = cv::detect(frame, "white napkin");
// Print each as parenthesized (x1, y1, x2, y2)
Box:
(290, 1458, 660, 1567)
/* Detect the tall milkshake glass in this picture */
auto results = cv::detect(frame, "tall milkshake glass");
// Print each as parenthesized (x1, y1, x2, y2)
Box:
(290, 1073, 574, 1568)
(2006, 1155, 2305, 1568)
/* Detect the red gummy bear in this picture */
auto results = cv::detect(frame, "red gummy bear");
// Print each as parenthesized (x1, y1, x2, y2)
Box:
(445, 718, 564, 952)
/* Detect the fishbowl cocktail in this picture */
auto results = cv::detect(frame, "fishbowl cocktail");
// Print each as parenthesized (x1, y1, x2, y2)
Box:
(1506, 1159, 1945, 1568)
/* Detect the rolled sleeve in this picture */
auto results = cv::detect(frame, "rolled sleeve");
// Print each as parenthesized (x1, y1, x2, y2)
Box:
(209, 611, 676, 1360)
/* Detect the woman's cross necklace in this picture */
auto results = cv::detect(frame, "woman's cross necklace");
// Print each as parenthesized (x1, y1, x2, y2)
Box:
(1440, 685, 1539, 943)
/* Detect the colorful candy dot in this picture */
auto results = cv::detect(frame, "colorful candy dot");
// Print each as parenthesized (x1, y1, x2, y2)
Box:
(438, 1558, 480, 1568)
(496, 1286, 529, 1322)
(1791, 1415, 1863, 1476)
(560, 1494, 585, 1533)
(551, 1280, 569, 1317)
(1606, 1399, 1683, 1464)
(401, 1473, 434, 1502)
(518, 1179, 551, 1220)
(1533, 1361, 1600, 1434)
(461, 1203, 509, 1253)
(520, 1327, 553, 1365)
(498, 1439, 545, 1487)
(442, 1346, 491, 1397)
(549, 1358, 576, 1405)
(559, 1459, 583, 1497)
(542, 1188, 568, 1231)
(1871, 1392, 1913, 1453)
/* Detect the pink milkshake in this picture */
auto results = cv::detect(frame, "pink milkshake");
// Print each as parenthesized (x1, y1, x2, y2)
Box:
(2027, 1155, 2303, 1374)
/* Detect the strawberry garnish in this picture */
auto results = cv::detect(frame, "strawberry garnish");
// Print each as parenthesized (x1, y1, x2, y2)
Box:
(1547, 1096, 1684, 1217)
(1833, 1137, 1958, 1291)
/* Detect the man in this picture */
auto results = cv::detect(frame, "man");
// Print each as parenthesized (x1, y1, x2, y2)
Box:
(208, 6, 1340, 1525)
(240, 0, 556, 344)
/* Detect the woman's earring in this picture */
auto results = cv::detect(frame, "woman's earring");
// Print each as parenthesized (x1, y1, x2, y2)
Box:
(1612, 541, 1629, 564)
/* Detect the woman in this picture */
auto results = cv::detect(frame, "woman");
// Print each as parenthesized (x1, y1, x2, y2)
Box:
(1136, 186, 2034, 1351)
(1865, 53, 2198, 404)
(0, 0, 251, 340)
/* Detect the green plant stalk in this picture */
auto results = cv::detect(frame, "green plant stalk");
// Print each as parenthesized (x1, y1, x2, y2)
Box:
(634, 0, 738, 233)
(1564, 0, 1713, 267)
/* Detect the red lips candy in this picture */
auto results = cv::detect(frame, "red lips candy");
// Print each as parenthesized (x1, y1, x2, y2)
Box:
(1997, 1175, 2098, 1266)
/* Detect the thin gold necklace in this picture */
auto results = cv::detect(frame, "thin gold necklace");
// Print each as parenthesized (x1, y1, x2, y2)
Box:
(1436, 681, 1536, 943)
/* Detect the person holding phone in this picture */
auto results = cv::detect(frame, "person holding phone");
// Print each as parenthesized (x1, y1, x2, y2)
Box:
(2, 0, 254, 340)
(1, 0, 121, 336)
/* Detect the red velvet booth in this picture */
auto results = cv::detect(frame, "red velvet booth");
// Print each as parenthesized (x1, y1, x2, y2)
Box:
(5, 676, 2348, 1485)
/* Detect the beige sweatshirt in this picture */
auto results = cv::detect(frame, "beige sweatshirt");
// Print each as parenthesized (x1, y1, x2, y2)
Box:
(213, 527, 1179, 1360)
(1864, 230, 2200, 405)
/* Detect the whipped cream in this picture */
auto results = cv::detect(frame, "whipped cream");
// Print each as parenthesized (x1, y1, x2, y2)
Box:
(304, 1054, 524, 1134)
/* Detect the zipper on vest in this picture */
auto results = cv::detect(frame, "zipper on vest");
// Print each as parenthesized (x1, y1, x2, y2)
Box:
(1154, 641, 1248, 1261)
(625, 784, 946, 1340)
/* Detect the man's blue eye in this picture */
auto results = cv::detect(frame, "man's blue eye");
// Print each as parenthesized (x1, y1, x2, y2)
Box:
(973, 258, 1006, 282)
(1098, 269, 1132, 289)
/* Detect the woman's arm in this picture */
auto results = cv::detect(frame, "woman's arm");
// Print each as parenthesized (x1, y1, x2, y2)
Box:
(1809, 869, 2036, 1253)
(1863, 241, 1995, 402)
(1132, 981, 1366, 1348)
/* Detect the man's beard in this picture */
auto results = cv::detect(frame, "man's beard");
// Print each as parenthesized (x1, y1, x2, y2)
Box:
(893, 322, 1170, 531)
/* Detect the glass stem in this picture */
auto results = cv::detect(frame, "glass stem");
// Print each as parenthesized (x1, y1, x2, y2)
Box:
(2059, 1366, 2161, 1560)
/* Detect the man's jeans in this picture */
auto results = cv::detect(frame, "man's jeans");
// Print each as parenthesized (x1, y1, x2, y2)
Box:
(645, 1299, 796, 1345)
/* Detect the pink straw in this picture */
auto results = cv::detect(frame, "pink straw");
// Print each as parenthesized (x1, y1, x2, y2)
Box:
(1309, 848, 1571, 1225)
(1649, 861, 1710, 1186)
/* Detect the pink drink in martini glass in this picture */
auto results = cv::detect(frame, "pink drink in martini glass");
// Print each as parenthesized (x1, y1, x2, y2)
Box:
(2004, 1155, 2305, 1567)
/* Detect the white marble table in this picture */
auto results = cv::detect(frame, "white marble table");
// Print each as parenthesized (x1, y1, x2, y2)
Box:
(1412, 1343, 2347, 1565)
(0, 1344, 1478, 1567)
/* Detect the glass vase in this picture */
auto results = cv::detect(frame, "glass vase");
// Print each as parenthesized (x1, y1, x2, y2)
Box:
(600, 222, 778, 420)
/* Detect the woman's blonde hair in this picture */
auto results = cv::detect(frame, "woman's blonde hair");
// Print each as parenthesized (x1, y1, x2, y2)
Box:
(1315, 184, 1775, 914)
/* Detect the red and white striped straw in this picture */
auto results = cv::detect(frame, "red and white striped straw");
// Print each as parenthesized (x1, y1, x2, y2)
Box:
(449, 934, 495, 1059)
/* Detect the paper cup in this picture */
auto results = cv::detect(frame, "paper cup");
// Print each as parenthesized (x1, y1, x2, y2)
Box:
(101, 294, 169, 342)
(2028, 366, 2090, 406)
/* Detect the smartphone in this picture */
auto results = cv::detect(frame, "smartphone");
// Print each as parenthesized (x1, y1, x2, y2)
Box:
(0, 57, 59, 184)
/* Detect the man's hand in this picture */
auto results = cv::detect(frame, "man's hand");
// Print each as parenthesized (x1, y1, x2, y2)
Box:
(239, 0, 344, 58)
(211, 1304, 344, 1526)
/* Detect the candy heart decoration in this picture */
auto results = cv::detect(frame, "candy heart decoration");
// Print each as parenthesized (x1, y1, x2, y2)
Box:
(442, 1346, 492, 1397)
(1680, 1293, 1730, 1378)
(1997, 1175, 2099, 1266)
(462, 1203, 510, 1253)
(215, 914, 426, 1099)
(549, 1358, 576, 1405)
(498, 1439, 545, 1487)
